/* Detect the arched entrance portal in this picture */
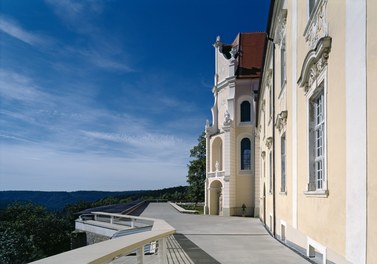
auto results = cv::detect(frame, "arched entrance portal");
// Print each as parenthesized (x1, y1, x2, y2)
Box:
(209, 180, 223, 215)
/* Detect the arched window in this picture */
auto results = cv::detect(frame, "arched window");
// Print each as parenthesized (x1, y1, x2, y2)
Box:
(240, 101, 251, 122)
(241, 138, 251, 170)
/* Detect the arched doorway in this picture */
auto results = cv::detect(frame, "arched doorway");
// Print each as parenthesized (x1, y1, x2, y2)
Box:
(209, 180, 223, 215)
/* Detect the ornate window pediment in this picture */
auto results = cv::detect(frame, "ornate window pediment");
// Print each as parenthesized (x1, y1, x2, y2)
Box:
(304, 0, 328, 50)
(297, 37, 331, 93)
(274, 9, 287, 45)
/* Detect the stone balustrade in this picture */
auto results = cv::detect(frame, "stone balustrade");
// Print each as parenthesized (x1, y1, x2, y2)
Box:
(30, 212, 175, 264)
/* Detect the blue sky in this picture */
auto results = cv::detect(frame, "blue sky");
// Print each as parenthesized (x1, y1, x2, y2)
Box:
(0, 0, 269, 191)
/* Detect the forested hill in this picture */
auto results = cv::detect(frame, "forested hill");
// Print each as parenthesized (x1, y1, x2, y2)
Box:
(0, 191, 136, 210)
(0, 186, 188, 211)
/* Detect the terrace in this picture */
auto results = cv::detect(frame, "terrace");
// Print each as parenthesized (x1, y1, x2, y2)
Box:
(31, 203, 311, 264)
(31, 211, 175, 264)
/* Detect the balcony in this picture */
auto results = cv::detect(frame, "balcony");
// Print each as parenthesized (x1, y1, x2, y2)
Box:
(207, 170, 225, 178)
(30, 212, 175, 264)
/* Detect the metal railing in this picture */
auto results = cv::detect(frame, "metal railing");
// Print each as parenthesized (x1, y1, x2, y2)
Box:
(30, 212, 175, 264)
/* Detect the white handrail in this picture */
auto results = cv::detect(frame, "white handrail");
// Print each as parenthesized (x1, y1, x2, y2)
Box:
(30, 213, 175, 264)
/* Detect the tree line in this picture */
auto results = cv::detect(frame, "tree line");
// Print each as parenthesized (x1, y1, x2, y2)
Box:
(0, 132, 206, 263)
(0, 186, 190, 263)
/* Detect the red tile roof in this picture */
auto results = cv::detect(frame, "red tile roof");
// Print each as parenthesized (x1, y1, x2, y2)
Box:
(236, 32, 266, 78)
(221, 32, 266, 78)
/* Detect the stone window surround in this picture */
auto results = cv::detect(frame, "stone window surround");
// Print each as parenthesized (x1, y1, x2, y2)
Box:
(297, 36, 331, 197)
(304, 68, 328, 197)
(238, 95, 253, 126)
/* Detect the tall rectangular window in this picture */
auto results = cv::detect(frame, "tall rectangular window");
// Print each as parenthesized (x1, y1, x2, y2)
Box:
(281, 134, 286, 192)
(269, 87, 273, 120)
(309, 0, 317, 16)
(241, 138, 251, 170)
(263, 110, 266, 138)
(269, 151, 273, 193)
(280, 40, 286, 88)
(314, 92, 324, 189)
(263, 159, 266, 178)
(308, 86, 325, 191)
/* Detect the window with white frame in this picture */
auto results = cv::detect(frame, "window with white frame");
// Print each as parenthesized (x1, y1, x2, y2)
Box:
(241, 138, 251, 170)
(269, 151, 273, 194)
(280, 38, 287, 88)
(308, 84, 325, 191)
(280, 133, 286, 192)
(263, 108, 266, 139)
(269, 86, 273, 120)
(308, 0, 317, 17)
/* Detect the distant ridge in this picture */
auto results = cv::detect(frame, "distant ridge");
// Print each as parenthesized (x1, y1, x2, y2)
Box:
(0, 190, 135, 210)
(0, 186, 188, 211)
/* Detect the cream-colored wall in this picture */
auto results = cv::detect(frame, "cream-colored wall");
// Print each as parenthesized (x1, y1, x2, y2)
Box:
(261, 81, 274, 230)
(216, 50, 231, 83)
(295, 0, 346, 257)
(236, 176, 254, 214)
(367, 0, 377, 262)
(257, 1, 374, 262)
(233, 79, 256, 214)
(217, 88, 227, 128)
(274, 0, 291, 228)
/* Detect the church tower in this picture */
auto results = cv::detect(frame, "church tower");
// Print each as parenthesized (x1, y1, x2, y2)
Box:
(204, 33, 266, 216)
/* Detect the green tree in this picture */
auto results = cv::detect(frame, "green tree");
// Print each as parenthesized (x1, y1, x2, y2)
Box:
(0, 202, 72, 263)
(187, 132, 206, 204)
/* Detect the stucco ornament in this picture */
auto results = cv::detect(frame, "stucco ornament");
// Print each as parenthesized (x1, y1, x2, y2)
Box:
(223, 110, 232, 126)
(266, 137, 273, 149)
(275, 9, 287, 45)
(230, 46, 239, 60)
(297, 37, 331, 93)
(275, 110, 288, 133)
(266, 70, 273, 90)
(213, 35, 222, 48)
(304, 0, 329, 50)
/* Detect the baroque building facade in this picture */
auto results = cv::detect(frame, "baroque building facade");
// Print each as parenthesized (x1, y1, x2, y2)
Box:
(204, 33, 265, 217)
(204, 0, 376, 263)
(257, 0, 376, 263)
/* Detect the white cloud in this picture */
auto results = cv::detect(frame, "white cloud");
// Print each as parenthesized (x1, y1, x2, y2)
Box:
(0, 70, 51, 104)
(81, 130, 187, 151)
(0, 16, 48, 46)
(45, 0, 134, 73)
(45, 0, 104, 31)
(0, 69, 194, 191)
(75, 48, 134, 72)
(0, 144, 187, 191)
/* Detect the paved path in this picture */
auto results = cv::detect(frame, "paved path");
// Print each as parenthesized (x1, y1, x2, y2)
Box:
(141, 203, 310, 264)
